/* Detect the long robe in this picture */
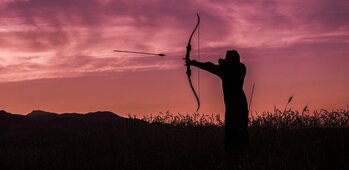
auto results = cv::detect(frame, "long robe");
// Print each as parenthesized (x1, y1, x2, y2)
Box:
(191, 60, 249, 155)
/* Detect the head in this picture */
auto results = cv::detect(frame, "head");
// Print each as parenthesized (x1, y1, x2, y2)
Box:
(218, 50, 240, 65)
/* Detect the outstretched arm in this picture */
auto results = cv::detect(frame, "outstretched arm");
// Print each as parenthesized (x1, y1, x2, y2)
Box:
(187, 60, 220, 76)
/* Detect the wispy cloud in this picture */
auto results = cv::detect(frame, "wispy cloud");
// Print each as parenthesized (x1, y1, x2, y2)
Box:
(0, 0, 348, 82)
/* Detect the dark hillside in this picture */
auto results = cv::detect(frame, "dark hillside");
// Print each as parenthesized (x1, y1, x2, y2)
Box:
(0, 109, 348, 169)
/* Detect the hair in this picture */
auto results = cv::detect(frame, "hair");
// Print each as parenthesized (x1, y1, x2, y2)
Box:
(226, 50, 240, 62)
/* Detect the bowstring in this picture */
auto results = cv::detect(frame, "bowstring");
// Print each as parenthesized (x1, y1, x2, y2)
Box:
(197, 20, 200, 99)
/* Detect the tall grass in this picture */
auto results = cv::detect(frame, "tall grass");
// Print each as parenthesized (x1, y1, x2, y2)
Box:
(138, 111, 224, 127)
(134, 108, 349, 128)
(250, 108, 349, 129)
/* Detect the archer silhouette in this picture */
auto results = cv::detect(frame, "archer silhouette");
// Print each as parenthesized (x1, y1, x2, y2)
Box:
(186, 50, 249, 157)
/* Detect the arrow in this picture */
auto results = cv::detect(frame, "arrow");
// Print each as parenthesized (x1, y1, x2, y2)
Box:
(113, 50, 165, 56)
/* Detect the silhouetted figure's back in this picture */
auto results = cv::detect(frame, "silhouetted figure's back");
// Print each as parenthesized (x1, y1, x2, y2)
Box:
(187, 50, 249, 157)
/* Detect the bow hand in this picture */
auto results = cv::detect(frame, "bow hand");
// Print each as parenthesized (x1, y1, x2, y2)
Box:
(185, 58, 193, 66)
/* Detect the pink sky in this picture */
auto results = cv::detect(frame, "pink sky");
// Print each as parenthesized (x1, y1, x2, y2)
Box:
(0, 0, 348, 116)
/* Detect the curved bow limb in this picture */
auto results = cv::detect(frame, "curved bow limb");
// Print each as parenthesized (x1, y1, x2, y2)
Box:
(185, 13, 200, 112)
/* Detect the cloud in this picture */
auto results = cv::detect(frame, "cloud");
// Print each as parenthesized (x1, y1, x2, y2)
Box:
(0, 0, 348, 82)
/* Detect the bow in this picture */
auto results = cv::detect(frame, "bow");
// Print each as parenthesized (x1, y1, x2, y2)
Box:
(185, 13, 200, 112)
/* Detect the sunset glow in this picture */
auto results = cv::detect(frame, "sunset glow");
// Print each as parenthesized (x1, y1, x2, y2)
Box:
(0, 0, 348, 116)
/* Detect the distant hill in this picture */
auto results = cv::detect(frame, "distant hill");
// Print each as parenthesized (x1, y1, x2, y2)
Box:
(27, 110, 59, 121)
(0, 110, 147, 138)
(26, 110, 125, 123)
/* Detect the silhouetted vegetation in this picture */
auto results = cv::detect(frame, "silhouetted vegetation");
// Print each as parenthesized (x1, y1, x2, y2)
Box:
(0, 109, 348, 169)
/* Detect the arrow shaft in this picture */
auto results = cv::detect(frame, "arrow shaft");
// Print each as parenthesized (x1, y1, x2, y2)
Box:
(113, 50, 164, 56)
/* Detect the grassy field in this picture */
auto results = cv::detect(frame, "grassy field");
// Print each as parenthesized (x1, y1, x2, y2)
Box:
(0, 109, 348, 169)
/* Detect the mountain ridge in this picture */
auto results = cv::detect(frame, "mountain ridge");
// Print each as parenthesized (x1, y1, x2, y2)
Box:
(0, 109, 147, 138)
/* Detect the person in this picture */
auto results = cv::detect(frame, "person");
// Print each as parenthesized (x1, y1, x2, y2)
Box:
(186, 50, 249, 157)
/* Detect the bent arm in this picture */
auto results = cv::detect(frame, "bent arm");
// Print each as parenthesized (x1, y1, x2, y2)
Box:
(190, 60, 220, 76)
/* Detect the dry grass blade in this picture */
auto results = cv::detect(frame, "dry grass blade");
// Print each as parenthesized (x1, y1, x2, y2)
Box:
(284, 95, 294, 113)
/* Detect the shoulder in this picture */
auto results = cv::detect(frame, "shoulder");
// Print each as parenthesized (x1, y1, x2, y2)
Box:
(239, 63, 246, 74)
